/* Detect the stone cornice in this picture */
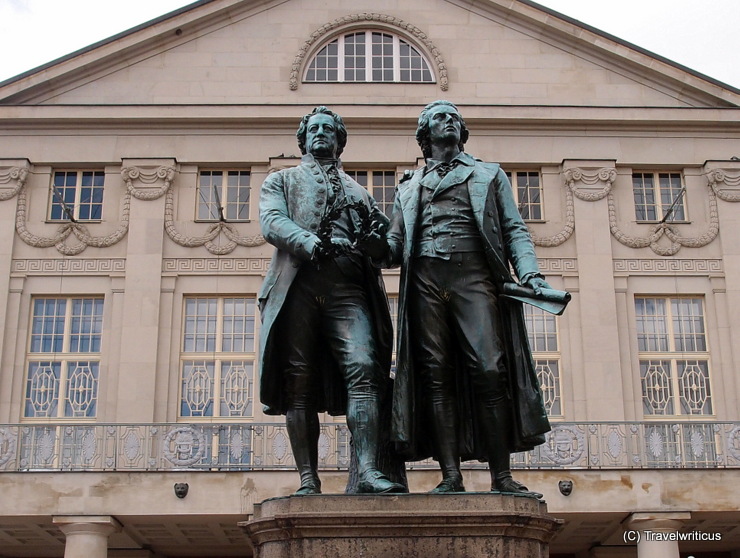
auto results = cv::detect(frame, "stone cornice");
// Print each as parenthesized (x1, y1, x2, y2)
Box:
(2, 105, 739, 133)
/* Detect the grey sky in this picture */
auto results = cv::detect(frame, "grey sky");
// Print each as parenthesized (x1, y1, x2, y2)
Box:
(1, 0, 738, 89)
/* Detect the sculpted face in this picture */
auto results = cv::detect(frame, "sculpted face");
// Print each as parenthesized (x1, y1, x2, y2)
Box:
(558, 480, 573, 496)
(174, 482, 189, 498)
(427, 104, 462, 149)
(305, 113, 339, 158)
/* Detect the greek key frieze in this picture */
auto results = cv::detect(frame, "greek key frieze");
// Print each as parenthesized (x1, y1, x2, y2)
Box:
(536, 258, 578, 274)
(162, 258, 272, 274)
(613, 259, 723, 275)
(11, 258, 126, 275)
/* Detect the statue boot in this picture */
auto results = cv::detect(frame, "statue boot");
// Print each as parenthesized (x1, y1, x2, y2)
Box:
(483, 401, 543, 499)
(429, 397, 465, 493)
(349, 397, 406, 494)
(286, 408, 322, 495)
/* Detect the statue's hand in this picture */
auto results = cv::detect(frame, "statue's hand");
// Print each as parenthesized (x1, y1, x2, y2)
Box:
(329, 237, 354, 256)
(312, 237, 353, 263)
(370, 216, 389, 237)
(356, 231, 389, 260)
(312, 238, 331, 262)
(524, 275, 551, 296)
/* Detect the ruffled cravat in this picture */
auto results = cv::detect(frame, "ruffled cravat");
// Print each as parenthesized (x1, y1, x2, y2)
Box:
(435, 160, 458, 178)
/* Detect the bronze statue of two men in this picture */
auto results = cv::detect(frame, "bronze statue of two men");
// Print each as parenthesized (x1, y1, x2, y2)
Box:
(258, 101, 554, 498)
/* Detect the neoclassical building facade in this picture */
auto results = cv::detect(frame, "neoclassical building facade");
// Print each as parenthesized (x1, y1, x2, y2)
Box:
(0, 0, 739, 556)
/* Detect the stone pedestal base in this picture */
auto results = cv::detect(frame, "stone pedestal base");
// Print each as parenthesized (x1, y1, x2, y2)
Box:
(240, 493, 562, 558)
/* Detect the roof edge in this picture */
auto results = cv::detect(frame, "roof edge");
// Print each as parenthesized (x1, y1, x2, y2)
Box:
(519, 0, 740, 96)
(0, 0, 215, 89)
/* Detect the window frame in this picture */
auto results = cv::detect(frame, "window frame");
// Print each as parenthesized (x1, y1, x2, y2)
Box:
(505, 170, 544, 222)
(632, 171, 687, 223)
(179, 296, 258, 421)
(523, 305, 563, 418)
(635, 296, 713, 418)
(24, 297, 104, 420)
(304, 30, 435, 84)
(344, 169, 397, 217)
(196, 170, 252, 223)
(48, 170, 105, 222)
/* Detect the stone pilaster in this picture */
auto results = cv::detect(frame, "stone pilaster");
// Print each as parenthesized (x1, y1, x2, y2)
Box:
(562, 160, 625, 420)
(704, 160, 740, 420)
(0, 160, 30, 421)
(116, 158, 176, 421)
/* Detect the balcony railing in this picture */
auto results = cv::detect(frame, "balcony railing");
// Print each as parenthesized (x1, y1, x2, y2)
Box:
(0, 422, 738, 472)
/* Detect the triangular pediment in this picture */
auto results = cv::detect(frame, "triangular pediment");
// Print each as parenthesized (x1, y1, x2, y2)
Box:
(1, 0, 738, 108)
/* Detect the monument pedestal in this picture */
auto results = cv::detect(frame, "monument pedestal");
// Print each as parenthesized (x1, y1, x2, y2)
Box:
(240, 493, 562, 558)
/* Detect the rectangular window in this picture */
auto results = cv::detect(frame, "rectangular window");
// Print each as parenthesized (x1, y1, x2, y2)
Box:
(632, 172, 685, 222)
(25, 298, 103, 418)
(505, 171, 543, 221)
(49, 171, 104, 221)
(523, 305, 562, 417)
(197, 170, 251, 221)
(345, 170, 396, 217)
(180, 297, 257, 419)
(635, 297, 711, 416)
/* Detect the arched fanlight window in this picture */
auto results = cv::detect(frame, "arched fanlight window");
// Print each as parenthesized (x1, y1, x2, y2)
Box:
(305, 31, 435, 83)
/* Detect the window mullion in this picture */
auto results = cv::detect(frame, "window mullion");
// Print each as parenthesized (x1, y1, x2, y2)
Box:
(393, 35, 401, 82)
(57, 300, 73, 418)
(213, 358, 222, 419)
(365, 31, 372, 82)
(214, 299, 226, 418)
(55, 362, 66, 419)
(662, 299, 677, 413)
(216, 299, 225, 353)
(658, 174, 666, 217)
(62, 298, 73, 355)
(669, 359, 682, 414)
(71, 171, 81, 221)
(665, 298, 676, 353)
(338, 35, 346, 82)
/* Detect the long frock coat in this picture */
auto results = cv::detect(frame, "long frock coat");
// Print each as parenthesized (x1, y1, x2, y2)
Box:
(258, 155, 393, 416)
(386, 152, 551, 460)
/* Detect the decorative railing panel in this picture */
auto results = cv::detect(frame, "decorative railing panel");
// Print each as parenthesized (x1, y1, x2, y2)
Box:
(0, 422, 738, 472)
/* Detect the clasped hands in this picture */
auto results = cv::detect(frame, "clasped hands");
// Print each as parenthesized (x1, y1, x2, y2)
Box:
(313, 219, 389, 262)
